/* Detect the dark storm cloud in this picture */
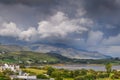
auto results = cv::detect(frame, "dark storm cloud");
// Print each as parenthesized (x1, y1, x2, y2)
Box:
(0, 0, 120, 56)
(0, 0, 119, 36)
(0, 0, 119, 14)
(0, 0, 58, 6)
(0, 0, 60, 28)
(83, 0, 120, 24)
(84, 0, 118, 12)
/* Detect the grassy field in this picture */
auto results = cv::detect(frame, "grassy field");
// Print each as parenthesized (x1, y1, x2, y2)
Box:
(64, 78, 74, 80)
(64, 78, 120, 80)
(97, 78, 120, 80)
(22, 68, 47, 75)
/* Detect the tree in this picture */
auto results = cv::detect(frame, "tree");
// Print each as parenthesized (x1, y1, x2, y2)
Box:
(51, 70, 63, 80)
(62, 69, 71, 78)
(55, 77, 63, 80)
(97, 72, 109, 78)
(73, 70, 80, 77)
(47, 67, 55, 76)
(80, 69, 87, 76)
(0, 72, 11, 80)
(105, 63, 112, 74)
(2, 69, 15, 75)
(84, 73, 96, 80)
(111, 71, 120, 79)
(37, 74, 49, 79)
(75, 76, 84, 80)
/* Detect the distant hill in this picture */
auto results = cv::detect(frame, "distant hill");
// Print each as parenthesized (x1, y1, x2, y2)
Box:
(29, 44, 112, 59)
(0, 44, 114, 65)
(0, 44, 29, 52)
(0, 44, 111, 60)
(0, 51, 71, 64)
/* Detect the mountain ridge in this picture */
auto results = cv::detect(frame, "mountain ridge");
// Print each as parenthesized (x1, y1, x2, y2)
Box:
(0, 44, 112, 59)
(28, 44, 112, 59)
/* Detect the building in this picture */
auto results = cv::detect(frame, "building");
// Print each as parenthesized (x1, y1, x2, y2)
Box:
(0, 63, 20, 72)
(0, 63, 54, 80)
(10, 75, 37, 80)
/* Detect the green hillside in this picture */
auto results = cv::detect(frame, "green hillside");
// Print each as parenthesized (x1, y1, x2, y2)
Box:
(0, 51, 71, 64)
(0, 44, 119, 65)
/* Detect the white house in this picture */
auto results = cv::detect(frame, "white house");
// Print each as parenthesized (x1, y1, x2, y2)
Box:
(1, 64, 20, 72)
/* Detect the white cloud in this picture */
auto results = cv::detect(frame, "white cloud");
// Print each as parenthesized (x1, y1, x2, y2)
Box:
(0, 22, 21, 37)
(0, 22, 38, 41)
(19, 27, 37, 41)
(38, 12, 91, 38)
(0, 11, 94, 41)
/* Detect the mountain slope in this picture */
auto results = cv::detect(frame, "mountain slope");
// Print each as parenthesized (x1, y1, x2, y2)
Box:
(0, 44, 111, 59)
(0, 51, 71, 64)
(0, 44, 29, 52)
(29, 44, 111, 59)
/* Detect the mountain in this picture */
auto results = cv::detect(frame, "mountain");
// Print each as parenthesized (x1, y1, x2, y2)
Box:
(29, 44, 111, 59)
(0, 44, 113, 64)
(0, 44, 111, 59)
(0, 51, 71, 64)
(0, 44, 29, 52)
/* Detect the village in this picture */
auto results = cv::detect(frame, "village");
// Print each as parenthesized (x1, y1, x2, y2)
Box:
(0, 63, 54, 80)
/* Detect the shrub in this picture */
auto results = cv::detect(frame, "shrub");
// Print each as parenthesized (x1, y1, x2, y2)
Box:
(73, 70, 80, 77)
(62, 70, 71, 78)
(37, 74, 49, 79)
(97, 72, 109, 78)
(55, 77, 63, 80)
(47, 67, 55, 76)
(74, 76, 84, 80)
(80, 69, 87, 76)
(84, 74, 96, 80)
(111, 72, 120, 79)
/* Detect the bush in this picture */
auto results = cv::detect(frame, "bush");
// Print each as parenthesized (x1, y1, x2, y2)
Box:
(55, 77, 63, 80)
(97, 72, 109, 78)
(84, 74, 96, 80)
(75, 74, 96, 80)
(80, 69, 87, 76)
(47, 66, 55, 76)
(0, 75, 11, 80)
(51, 70, 63, 80)
(37, 74, 49, 79)
(74, 76, 84, 80)
(51, 70, 62, 78)
(73, 70, 80, 77)
(2, 69, 15, 75)
(111, 72, 120, 79)
(62, 69, 71, 78)
(88, 69, 97, 75)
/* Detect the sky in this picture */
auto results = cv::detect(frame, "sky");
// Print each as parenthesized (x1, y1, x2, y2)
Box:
(0, 0, 120, 57)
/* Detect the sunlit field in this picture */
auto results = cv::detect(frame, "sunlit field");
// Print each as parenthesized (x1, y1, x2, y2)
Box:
(22, 68, 47, 75)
